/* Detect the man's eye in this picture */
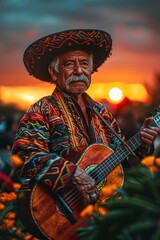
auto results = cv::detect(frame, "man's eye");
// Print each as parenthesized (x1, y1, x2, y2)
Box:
(65, 62, 74, 67)
(81, 62, 89, 66)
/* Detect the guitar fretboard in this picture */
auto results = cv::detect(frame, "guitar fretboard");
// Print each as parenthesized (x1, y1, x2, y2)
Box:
(89, 115, 160, 183)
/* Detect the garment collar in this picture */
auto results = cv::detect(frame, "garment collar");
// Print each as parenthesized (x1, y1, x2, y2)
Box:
(52, 86, 95, 108)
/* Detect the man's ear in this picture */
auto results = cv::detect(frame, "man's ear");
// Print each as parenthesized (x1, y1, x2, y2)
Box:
(48, 66, 58, 83)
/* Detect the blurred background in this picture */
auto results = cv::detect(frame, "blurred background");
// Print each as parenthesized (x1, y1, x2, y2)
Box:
(0, 0, 160, 187)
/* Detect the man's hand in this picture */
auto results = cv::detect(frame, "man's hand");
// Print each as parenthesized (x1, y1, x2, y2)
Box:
(140, 117, 160, 146)
(72, 167, 98, 205)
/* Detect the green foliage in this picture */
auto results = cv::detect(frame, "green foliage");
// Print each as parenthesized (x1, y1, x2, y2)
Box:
(78, 166, 160, 240)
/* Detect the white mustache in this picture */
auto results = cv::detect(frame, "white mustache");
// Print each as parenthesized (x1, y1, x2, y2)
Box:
(66, 75, 90, 89)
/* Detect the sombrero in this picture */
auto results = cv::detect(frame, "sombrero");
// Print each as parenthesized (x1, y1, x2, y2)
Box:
(23, 29, 112, 83)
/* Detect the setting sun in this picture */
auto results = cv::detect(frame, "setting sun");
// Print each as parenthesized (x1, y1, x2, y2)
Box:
(109, 87, 123, 103)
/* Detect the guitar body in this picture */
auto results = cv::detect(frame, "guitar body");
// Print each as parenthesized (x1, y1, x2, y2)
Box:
(17, 143, 124, 240)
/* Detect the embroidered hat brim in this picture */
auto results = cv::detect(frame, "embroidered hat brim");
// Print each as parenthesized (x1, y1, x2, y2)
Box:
(23, 29, 112, 83)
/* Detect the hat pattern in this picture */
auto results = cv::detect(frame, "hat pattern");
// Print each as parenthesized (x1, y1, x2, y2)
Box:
(23, 29, 112, 82)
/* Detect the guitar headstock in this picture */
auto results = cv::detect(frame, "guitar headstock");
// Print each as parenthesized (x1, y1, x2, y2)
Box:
(152, 106, 160, 128)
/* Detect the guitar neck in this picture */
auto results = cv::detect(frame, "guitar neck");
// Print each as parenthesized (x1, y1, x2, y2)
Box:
(90, 133, 141, 182)
(90, 114, 160, 182)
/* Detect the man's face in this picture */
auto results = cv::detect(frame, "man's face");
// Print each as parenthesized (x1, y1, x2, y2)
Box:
(52, 50, 93, 96)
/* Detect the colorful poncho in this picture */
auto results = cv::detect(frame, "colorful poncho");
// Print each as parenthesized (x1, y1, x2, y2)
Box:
(12, 87, 127, 194)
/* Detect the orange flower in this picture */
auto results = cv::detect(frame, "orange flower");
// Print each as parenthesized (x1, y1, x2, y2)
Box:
(141, 156, 160, 172)
(0, 192, 16, 202)
(6, 212, 16, 219)
(98, 206, 108, 216)
(13, 182, 21, 190)
(3, 219, 15, 229)
(80, 204, 94, 217)
(141, 156, 154, 167)
(11, 154, 23, 168)
(15, 229, 23, 236)
(0, 202, 5, 210)
(24, 234, 34, 240)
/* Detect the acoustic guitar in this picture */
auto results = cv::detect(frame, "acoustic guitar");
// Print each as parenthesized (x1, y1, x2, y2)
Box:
(17, 112, 160, 240)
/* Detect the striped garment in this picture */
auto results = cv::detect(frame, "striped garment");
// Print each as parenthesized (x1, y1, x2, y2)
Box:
(12, 87, 124, 194)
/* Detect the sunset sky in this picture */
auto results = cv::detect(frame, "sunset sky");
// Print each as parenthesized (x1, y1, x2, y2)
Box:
(1, 0, 160, 109)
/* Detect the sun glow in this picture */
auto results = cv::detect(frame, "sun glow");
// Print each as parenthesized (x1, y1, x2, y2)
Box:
(22, 95, 35, 102)
(0, 86, 53, 109)
(109, 87, 123, 103)
(0, 83, 149, 110)
(125, 84, 148, 101)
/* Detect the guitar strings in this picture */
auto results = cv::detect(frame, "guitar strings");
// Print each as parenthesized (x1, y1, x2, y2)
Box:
(62, 141, 135, 208)
(62, 118, 160, 209)
(63, 145, 134, 209)
(63, 133, 143, 209)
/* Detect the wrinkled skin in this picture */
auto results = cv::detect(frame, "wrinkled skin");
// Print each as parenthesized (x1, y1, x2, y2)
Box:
(140, 117, 160, 146)
(72, 167, 99, 205)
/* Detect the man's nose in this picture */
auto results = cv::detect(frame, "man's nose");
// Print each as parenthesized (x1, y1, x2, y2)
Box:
(73, 62, 83, 75)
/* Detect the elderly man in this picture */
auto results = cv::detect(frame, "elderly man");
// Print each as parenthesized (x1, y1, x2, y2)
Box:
(12, 29, 160, 239)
